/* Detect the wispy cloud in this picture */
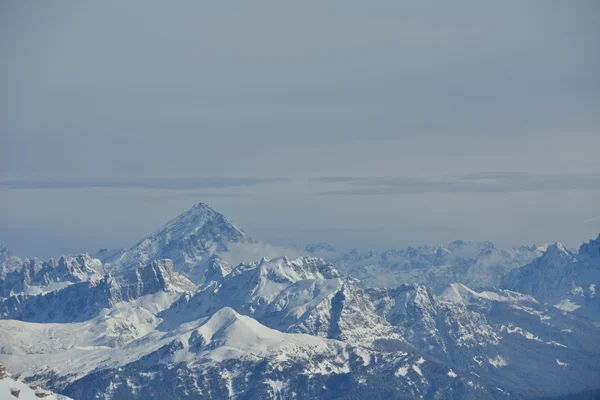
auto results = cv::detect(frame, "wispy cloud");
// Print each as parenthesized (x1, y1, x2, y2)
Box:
(310, 177, 367, 183)
(0, 177, 286, 190)
(217, 241, 305, 266)
(314, 173, 600, 195)
(174, 192, 249, 198)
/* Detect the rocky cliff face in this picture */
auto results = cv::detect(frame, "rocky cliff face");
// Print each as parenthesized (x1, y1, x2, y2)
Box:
(501, 235, 600, 319)
(0, 253, 103, 298)
(1, 259, 193, 323)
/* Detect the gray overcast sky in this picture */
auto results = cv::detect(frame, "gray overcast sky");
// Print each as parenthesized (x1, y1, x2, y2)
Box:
(1, 1, 599, 258)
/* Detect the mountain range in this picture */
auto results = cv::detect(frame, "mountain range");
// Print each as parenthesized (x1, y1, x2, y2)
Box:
(1, 202, 599, 399)
(306, 240, 549, 293)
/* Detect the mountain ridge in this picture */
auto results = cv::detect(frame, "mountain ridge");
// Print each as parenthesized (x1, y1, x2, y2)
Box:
(1, 202, 599, 399)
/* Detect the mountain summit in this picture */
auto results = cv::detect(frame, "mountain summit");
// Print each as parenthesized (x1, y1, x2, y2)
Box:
(104, 202, 249, 283)
(153, 202, 246, 247)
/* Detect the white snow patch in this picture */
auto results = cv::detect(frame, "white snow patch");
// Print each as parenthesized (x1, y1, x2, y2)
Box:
(501, 325, 543, 342)
(126, 377, 141, 395)
(265, 379, 285, 396)
(488, 355, 508, 368)
(395, 365, 409, 377)
(556, 359, 569, 367)
(412, 365, 423, 377)
(355, 348, 371, 366)
(547, 341, 567, 348)
(571, 286, 584, 296)
(305, 360, 350, 377)
(447, 369, 457, 378)
(554, 299, 581, 312)
(220, 369, 235, 398)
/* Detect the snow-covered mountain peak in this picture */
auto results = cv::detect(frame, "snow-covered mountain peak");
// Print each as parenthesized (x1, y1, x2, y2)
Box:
(234, 256, 340, 282)
(193, 306, 279, 347)
(153, 202, 243, 241)
(103, 203, 249, 283)
(439, 282, 538, 305)
(55, 254, 104, 280)
(549, 241, 569, 252)
(0, 245, 22, 276)
(501, 234, 600, 319)
(142, 203, 246, 254)
(538, 242, 575, 267)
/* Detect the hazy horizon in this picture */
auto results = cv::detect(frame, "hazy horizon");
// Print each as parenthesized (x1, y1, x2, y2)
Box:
(2, 1, 599, 258)
(2, 198, 598, 260)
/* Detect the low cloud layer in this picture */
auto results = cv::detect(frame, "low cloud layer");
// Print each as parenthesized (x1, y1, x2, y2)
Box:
(217, 241, 305, 267)
(2, 173, 598, 197)
(0, 177, 285, 190)
(314, 173, 600, 195)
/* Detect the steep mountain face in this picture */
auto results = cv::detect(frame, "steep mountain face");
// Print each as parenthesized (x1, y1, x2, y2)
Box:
(0, 257, 40, 297)
(0, 246, 23, 277)
(0, 259, 193, 322)
(103, 202, 249, 284)
(501, 236, 600, 320)
(322, 241, 545, 292)
(0, 254, 103, 298)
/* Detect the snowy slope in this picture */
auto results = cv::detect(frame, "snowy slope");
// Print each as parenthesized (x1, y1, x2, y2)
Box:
(1, 306, 506, 400)
(0, 377, 72, 399)
(0, 362, 72, 399)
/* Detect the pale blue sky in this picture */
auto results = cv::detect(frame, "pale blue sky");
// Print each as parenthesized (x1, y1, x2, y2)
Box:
(1, 1, 599, 258)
